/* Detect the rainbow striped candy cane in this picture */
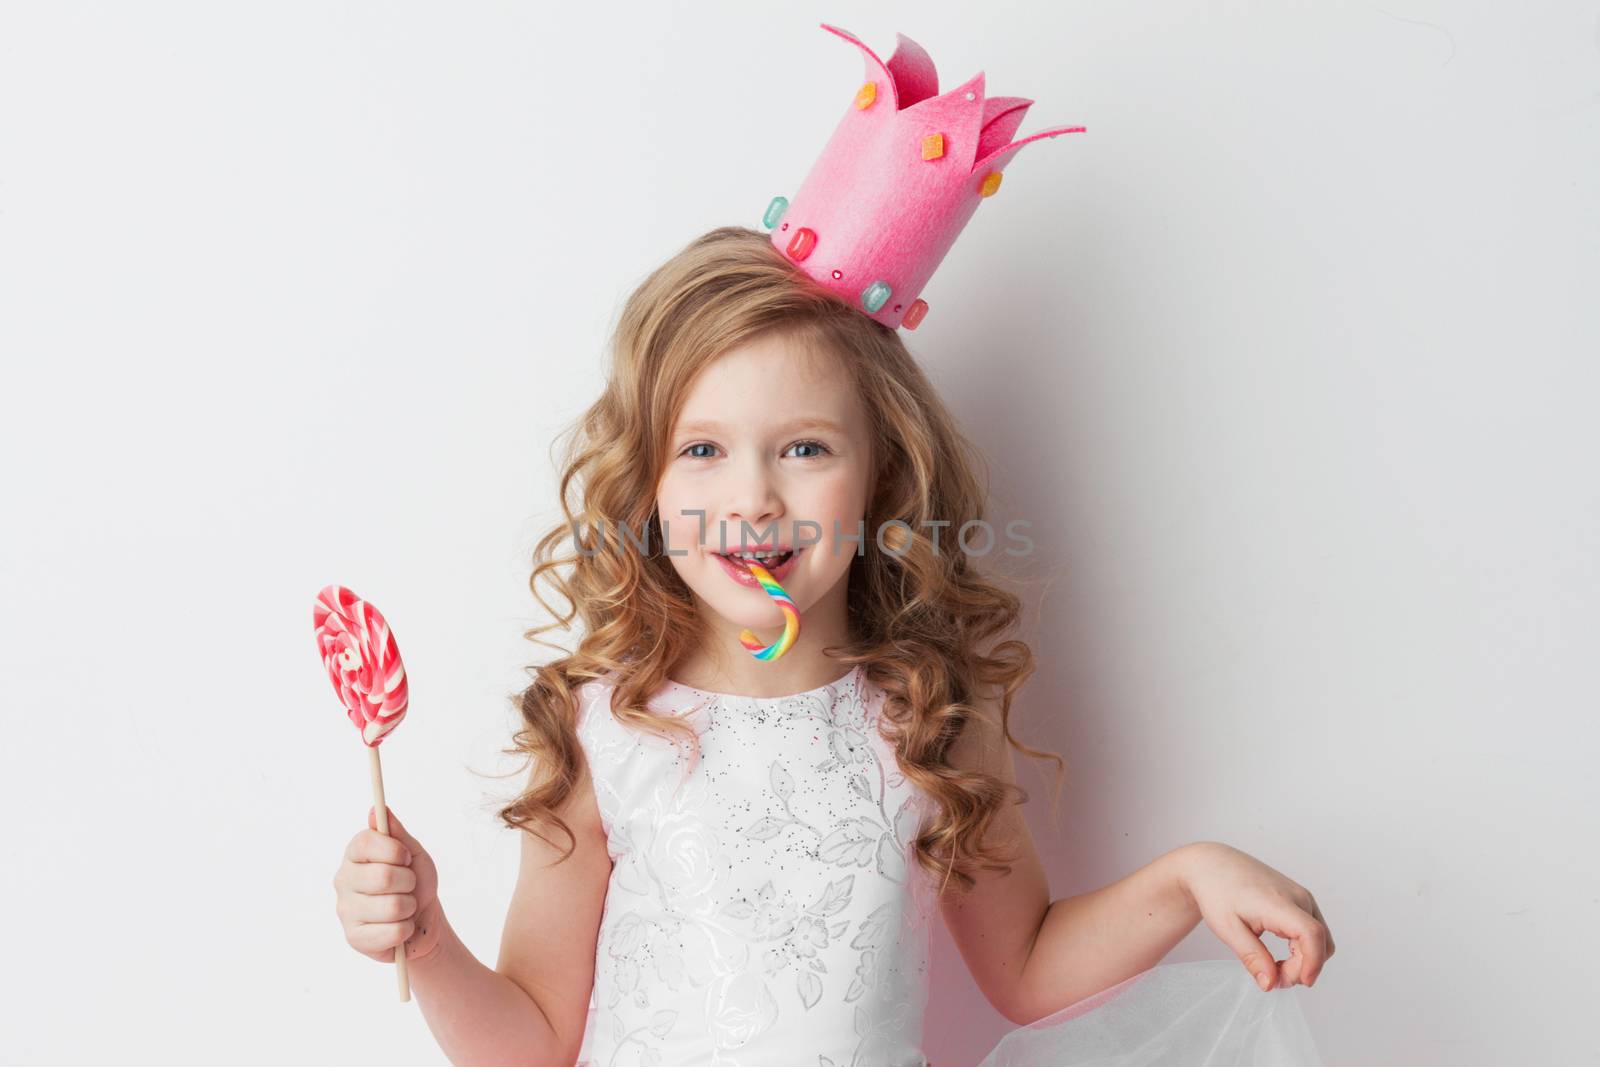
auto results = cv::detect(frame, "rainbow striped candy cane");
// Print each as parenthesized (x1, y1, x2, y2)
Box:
(737, 560, 800, 661)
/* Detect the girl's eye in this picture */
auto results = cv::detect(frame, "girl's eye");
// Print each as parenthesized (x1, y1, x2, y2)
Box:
(787, 438, 833, 460)
(677, 439, 835, 461)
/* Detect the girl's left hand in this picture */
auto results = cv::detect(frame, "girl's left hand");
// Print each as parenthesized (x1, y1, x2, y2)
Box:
(1177, 841, 1335, 991)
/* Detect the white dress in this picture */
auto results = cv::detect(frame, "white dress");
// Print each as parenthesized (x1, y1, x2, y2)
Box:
(574, 663, 937, 1066)
(572, 664, 1324, 1067)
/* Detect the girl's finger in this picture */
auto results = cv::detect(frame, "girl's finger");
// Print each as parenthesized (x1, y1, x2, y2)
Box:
(369, 892, 417, 924)
(354, 859, 417, 895)
(1297, 899, 1334, 981)
(1214, 914, 1279, 992)
(353, 828, 410, 866)
(353, 917, 416, 954)
(1275, 939, 1305, 988)
(1310, 899, 1336, 958)
(1266, 905, 1327, 987)
(369, 805, 420, 853)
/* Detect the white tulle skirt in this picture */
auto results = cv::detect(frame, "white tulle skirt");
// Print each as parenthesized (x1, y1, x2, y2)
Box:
(971, 960, 1324, 1067)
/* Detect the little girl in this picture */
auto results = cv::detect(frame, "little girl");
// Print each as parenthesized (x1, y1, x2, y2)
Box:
(332, 226, 1334, 1065)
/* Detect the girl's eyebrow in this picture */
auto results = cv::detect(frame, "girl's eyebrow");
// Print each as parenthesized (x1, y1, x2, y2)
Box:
(675, 416, 848, 436)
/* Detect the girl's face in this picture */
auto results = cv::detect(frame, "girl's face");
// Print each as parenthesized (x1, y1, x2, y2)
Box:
(656, 332, 872, 639)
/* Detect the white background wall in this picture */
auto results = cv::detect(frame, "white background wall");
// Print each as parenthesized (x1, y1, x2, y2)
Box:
(2, 2, 1594, 1064)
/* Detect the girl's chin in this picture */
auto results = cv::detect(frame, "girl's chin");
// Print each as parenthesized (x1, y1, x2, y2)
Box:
(688, 593, 796, 630)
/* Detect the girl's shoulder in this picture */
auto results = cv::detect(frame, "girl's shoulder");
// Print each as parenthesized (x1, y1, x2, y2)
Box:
(572, 668, 625, 730)
(572, 666, 689, 730)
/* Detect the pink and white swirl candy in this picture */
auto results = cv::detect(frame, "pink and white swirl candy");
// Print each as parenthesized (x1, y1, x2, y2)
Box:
(313, 584, 410, 746)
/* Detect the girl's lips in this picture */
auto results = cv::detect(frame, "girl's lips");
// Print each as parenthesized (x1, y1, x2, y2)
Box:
(711, 547, 804, 588)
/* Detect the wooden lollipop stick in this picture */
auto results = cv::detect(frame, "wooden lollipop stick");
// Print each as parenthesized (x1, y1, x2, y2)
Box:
(369, 745, 411, 1001)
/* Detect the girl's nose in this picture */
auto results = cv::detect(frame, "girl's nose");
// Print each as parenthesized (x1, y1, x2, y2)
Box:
(725, 503, 784, 542)
(724, 487, 784, 542)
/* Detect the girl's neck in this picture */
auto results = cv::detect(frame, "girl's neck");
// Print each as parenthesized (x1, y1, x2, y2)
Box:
(668, 650, 858, 700)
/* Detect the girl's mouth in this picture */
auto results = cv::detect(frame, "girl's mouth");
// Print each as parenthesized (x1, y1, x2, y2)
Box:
(711, 547, 804, 588)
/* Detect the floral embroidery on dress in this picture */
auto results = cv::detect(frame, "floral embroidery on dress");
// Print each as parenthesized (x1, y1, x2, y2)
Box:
(573, 666, 938, 1067)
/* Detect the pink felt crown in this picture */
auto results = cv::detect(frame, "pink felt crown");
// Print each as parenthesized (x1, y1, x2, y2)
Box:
(763, 23, 1085, 331)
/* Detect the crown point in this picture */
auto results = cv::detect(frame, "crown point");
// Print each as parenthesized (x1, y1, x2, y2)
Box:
(855, 81, 878, 110)
(763, 196, 789, 229)
(978, 171, 1003, 198)
(902, 299, 930, 329)
(786, 227, 817, 261)
(921, 133, 945, 161)
(861, 281, 892, 313)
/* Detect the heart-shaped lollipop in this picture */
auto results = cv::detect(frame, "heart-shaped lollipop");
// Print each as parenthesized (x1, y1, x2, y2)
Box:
(313, 583, 414, 1000)
(315, 585, 410, 745)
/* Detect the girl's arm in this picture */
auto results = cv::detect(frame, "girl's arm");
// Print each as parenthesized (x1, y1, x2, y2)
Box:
(406, 901, 570, 1065)
(409, 762, 612, 1066)
(1007, 845, 1202, 1023)
(937, 692, 1201, 1025)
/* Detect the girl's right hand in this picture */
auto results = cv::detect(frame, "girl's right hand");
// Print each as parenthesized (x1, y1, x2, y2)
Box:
(332, 806, 443, 964)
